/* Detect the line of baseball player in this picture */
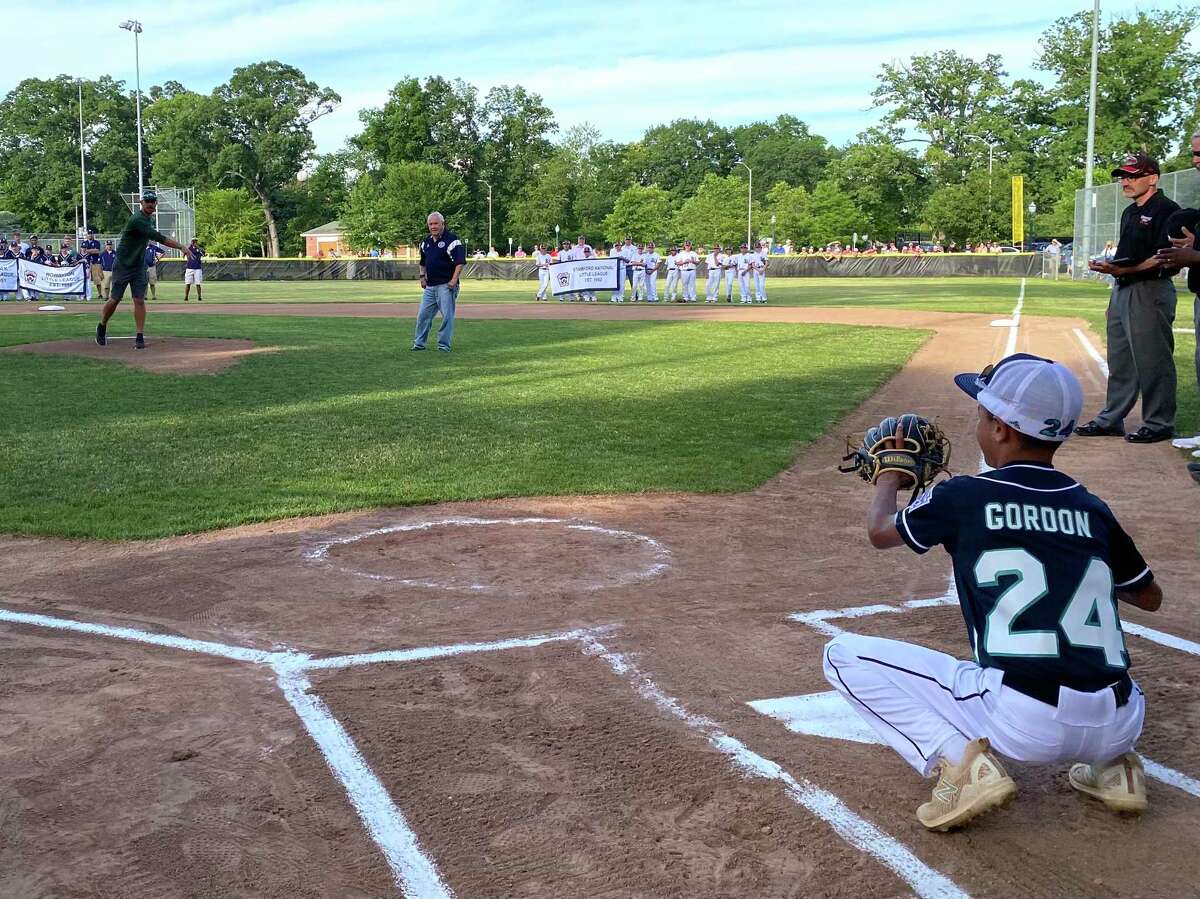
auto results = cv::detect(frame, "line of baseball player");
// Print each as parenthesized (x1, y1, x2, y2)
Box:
(532, 237, 770, 304)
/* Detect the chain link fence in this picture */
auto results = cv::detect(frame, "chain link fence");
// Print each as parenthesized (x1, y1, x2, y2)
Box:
(1073, 168, 1199, 280)
(123, 186, 195, 257)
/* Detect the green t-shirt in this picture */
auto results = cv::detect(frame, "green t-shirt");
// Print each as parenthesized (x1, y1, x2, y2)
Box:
(114, 211, 169, 270)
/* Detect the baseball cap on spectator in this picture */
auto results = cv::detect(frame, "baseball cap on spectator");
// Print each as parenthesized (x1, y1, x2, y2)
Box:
(1165, 208, 1200, 239)
(954, 353, 1083, 442)
(1111, 153, 1160, 178)
(142, 189, 158, 202)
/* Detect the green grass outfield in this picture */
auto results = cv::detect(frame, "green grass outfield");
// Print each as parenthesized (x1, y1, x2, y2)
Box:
(0, 314, 926, 539)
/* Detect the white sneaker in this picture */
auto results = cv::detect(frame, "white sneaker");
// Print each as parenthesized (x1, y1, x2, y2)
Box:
(917, 738, 1017, 831)
(1192, 449, 1200, 458)
(1068, 752, 1147, 814)
(1171, 435, 1200, 449)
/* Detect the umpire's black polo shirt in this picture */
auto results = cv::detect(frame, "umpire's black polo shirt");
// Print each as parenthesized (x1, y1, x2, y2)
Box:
(1115, 188, 1179, 285)
(419, 230, 466, 286)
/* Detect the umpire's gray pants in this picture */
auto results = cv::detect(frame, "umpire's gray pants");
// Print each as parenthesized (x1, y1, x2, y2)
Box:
(1097, 278, 1177, 432)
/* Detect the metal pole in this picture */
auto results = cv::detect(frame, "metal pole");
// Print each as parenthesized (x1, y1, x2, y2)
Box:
(736, 161, 752, 247)
(134, 27, 143, 197)
(480, 180, 493, 251)
(78, 81, 88, 233)
(1082, 0, 1100, 259)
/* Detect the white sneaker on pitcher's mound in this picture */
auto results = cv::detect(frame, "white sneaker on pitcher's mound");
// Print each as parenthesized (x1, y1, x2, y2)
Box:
(1171, 435, 1200, 448)
(917, 738, 1017, 831)
(1068, 752, 1147, 814)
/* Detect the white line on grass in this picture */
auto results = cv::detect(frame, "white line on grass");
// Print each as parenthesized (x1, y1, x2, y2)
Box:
(581, 636, 969, 899)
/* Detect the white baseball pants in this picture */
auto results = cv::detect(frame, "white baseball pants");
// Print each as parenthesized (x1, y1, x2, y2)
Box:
(681, 270, 697, 301)
(823, 633, 1144, 777)
(724, 271, 736, 300)
(705, 270, 720, 301)
(665, 270, 679, 299)
(537, 270, 549, 299)
(755, 272, 767, 302)
(632, 269, 645, 299)
(738, 273, 752, 302)
(645, 272, 658, 302)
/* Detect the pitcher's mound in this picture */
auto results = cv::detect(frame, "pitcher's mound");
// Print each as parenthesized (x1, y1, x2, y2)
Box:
(3, 337, 275, 374)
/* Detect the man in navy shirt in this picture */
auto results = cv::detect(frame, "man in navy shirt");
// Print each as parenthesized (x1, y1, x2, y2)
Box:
(824, 353, 1163, 831)
(183, 237, 205, 302)
(412, 211, 466, 352)
(0, 241, 15, 301)
(99, 241, 116, 301)
(80, 228, 102, 299)
(143, 241, 166, 300)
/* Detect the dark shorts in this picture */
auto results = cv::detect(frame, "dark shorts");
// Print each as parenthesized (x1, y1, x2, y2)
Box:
(109, 262, 148, 301)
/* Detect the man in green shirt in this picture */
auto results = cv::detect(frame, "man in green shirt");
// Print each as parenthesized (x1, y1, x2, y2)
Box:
(96, 190, 185, 349)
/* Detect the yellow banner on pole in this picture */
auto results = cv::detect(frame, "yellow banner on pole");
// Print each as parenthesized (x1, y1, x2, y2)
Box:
(1011, 175, 1024, 247)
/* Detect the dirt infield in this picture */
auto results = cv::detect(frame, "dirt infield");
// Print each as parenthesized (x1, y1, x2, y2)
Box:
(2, 300, 1198, 898)
(1, 337, 274, 374)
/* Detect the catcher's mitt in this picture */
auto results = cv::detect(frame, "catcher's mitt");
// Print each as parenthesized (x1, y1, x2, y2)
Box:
(838, 413, 951, 503)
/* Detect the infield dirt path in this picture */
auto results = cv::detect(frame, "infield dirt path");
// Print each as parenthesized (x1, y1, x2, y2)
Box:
(1, 300, 1197, 898)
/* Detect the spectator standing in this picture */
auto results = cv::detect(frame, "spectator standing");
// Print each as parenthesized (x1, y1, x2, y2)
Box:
(80, 228, 102, 299)
(1077, 153, 1180, 443)
(143, 241, 166, 300)
(96, 190, 186, 349)
(183, 238, 205, 302)
(412, 212, 465, 352)
(99, 240, 116, 301)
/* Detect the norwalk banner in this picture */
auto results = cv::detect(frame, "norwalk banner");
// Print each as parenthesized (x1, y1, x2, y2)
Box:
(0, 259, 15, 292)
(549, 257, 620, 296)
(12, 259, 88, 296)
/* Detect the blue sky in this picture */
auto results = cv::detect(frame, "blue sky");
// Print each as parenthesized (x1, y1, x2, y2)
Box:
(10, 1, 1197, 156)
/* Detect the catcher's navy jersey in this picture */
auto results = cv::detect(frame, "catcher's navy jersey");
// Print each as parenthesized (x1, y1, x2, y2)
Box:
(896, 462, 1152, 692)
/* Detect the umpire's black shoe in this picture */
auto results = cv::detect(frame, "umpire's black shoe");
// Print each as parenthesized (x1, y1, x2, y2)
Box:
(95, 322, 106, 346)
(1188, 462, 1200, 485)
(1125, 426, 1172, 444)
(1074, 420, 1124, 437)
(134, 334, 145, 350)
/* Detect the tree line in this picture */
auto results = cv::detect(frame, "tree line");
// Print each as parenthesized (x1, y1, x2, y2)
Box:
(0, 7, 1195, 255)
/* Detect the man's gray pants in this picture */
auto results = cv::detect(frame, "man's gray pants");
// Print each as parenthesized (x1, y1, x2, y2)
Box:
(1096, 278, 1177, 433)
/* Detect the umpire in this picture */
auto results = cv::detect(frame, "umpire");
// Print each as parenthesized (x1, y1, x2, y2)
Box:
(1077, 153, 1180, 443)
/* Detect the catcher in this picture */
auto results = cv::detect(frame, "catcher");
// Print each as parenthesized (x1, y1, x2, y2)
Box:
(827, 353, 1163, 831)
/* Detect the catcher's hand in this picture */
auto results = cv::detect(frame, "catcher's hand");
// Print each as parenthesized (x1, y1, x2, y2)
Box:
(838, 413, 951, 502)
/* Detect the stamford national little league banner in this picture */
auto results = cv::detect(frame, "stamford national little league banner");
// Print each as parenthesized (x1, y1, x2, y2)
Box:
(14, 259, 88, 295)
(549, 257, 620, 296)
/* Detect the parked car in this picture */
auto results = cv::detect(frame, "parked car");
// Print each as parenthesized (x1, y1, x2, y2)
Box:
(998, 245, 1021, 253)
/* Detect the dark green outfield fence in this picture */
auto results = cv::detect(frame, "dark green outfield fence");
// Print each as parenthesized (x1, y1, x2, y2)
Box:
(157, 254, 1042, 282)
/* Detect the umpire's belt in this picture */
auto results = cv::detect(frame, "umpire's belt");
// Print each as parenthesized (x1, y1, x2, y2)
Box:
(1002, 670, 1132, 708)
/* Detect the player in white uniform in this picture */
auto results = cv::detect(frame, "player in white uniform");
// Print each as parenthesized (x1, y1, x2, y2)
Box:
(571, 236, 595, 302)
(736, 243, 753, 303)
(620, 238, 638, 299)
(642, 242, 660, 302)
(533, 244, 551, 300)
(704, 245, 723, 303)
(664, 247, 679, 302)
(555, 241, 573, 302)
(630, 244, 646, 301)
(677, 240, 699, 302)
(722, 247, 738, 302)
(753, 241, 769, 303)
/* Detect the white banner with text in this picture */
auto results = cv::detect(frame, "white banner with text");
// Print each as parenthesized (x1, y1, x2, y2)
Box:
(549, 257, 620, 296)
(0, 259, 15, 292)
(16, 259, 88, 295)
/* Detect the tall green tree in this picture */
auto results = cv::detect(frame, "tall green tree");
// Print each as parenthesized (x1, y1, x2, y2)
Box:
(505, 151, 574, 249)
(825, 128, 928, 241)
(672, 174, 762, 247)
(354, 76, 481, 172)
(210, 61, 339, 257)
(602, 185, 674, 245)
(0, 75, 139, 232)
(629, 119, 736, 200)
(733, 115, 834, 191)
(196, 188, 263, 256)
(342, 161, 468, 252)
(477, 84, 557, 247)
(806, 180, 865, 246)
(923, 166, 1013, 246)
(764, 181, 813, 246)
(569, 137, 636, 240)
(275, 152, 353, 255)
(1035, 8, 1200, 168)
(144, 89, 223, 192)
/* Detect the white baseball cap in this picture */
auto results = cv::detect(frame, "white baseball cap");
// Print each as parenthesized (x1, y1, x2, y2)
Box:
(954, 353, 1083, 442)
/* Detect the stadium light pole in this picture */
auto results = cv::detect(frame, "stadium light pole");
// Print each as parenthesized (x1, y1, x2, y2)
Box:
(736, 161, 752, 247)
(119, 19, 144, 198)
(77, 80, 88, 234)
(480, 180, 493, 252)
(1082, 0, 1100, 259)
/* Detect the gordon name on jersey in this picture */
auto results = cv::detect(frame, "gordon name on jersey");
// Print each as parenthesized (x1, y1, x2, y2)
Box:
(984, 502, 1092, 537)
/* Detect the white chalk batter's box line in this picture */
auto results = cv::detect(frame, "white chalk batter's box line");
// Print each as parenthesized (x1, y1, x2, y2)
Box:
(0, 605, 969, 899)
